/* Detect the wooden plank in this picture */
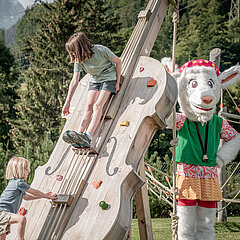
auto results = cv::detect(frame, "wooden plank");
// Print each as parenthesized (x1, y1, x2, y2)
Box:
(135, 159, 153, 240)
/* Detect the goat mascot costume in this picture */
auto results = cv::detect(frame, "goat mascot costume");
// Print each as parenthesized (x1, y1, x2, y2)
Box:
(164, 58, 240, 240)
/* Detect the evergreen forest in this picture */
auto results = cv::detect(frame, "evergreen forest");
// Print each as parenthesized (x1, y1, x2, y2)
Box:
(0, 0, 240, 218)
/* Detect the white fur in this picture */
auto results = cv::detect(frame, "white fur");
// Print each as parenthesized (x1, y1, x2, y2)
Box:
(177, 66, 220, 123)
(217, 134, 240, 167)
(196, 207, 216, 240)
(177, 205, 197, 240)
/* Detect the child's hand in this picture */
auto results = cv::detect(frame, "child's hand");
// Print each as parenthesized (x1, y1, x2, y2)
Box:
(46, 192, 58, 200)
(62, 102, 70, 116)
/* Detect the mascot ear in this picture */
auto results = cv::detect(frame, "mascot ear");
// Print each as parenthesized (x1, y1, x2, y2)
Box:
(219, 66, 240, 88)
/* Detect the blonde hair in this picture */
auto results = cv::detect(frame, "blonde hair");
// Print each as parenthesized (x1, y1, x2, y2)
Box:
(6, 157, 30, 180)
(66, 32, 94, 63)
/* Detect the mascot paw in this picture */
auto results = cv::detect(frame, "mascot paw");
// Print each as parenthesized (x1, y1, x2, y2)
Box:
(216, 156, 224, 168)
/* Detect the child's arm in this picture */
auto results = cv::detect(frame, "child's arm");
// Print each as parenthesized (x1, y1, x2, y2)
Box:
(112, 56, 122, 92)
(62, 71, 81, 116)
(24, 188, 57, 201)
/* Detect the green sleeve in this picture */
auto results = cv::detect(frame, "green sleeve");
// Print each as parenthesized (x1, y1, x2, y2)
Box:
(74, 62, 83, 72)
(102, 46, 115, 61)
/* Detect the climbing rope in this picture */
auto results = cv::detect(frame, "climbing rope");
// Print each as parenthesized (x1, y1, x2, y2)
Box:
(170, 1, 180, 239)
(225, 88, 240, 114)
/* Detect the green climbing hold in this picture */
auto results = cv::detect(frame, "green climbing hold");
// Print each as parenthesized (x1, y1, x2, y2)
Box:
(99, 201, 109, 210)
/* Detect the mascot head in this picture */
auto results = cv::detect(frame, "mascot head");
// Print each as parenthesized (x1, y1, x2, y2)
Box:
(165, 58, 240, 123)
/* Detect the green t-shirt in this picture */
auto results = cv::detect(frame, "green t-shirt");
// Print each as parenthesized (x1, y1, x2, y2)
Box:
(74, 44, 116, 83)
(176, 114, 223, 167)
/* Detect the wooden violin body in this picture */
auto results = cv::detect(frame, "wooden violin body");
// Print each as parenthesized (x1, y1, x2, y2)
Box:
(61, 56, 177, 239)
(9, 56, 177, 240)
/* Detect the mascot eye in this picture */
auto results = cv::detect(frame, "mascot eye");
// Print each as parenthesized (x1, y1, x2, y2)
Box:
(190, 80, 198, 88)
(207, 79, 214, 88)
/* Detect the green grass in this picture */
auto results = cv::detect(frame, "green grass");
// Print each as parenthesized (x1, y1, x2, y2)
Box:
(131, 217, 240, 240)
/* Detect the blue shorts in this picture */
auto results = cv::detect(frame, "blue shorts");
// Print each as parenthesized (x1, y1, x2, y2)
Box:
(88, 80, 116, 93)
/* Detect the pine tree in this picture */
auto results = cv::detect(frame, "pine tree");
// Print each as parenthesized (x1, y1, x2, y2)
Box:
(150, 5, 174, 61)
(0, 36, 19, 150)
(176, 0, 229, 65)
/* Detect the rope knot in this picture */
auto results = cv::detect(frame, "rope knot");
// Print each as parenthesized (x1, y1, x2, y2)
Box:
(170, 138, 179, 147)
(172, 11, 179, 23)
(170, 212, 179, 231)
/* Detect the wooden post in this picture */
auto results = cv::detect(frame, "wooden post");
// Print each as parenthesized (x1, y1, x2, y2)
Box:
(217, 163, 227, 222)
(135, 159, 154, 240)
(126, 227, 132, 240)
(209, 48, 227, 222)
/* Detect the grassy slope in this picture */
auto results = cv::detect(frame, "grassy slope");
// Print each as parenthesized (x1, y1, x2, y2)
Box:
(131, 217, 240, 240)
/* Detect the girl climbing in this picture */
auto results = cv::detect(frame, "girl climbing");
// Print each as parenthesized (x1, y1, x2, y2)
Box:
(0, 157, 57, 240)
(62, 32, 122, 148)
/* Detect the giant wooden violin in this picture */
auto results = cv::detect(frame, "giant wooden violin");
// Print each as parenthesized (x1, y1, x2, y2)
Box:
(9, 0, 177, 239)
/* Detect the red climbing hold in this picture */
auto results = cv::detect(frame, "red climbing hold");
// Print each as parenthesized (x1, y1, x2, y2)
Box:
(56, 175, 63, 181)
(139, 67, 144, 72)
(18, 207, 27, 216)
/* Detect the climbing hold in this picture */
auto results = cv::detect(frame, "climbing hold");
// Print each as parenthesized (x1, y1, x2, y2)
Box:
(147, 166, 152, 174)
(139, 67, 144, 72)
(56, 175, 63, 181)
(120, 121, 130, 127)
(92, 180, 103, 189)
(165, 176, 170, 184)
(18, 207, 27, 216)
(99, 201, 109, 210)
(147, 78, 157, 87)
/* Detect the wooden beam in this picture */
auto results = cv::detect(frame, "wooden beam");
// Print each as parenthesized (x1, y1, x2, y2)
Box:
(135, 159, 153, 240)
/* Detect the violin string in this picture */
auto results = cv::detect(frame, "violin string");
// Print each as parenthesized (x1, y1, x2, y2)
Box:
(65, 151, 85, 194)
(44, 204, 63, 240)
(59, 151, 80, 193)
(61, 151, 82, 193)
(51, 204, 67, 240)
(40, 204, 58, 239)
(72, 154, 93, 194)
(68, 150, 89, 194)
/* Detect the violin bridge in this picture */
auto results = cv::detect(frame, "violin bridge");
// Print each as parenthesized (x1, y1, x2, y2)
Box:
(53, 194, 74, 207)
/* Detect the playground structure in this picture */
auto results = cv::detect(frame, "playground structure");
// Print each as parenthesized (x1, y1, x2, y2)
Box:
(6, 0, 240, 239)
(9, 0, 179, 239)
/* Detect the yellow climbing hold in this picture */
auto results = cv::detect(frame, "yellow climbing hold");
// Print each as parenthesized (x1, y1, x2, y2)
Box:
(120, 121, 130, 127)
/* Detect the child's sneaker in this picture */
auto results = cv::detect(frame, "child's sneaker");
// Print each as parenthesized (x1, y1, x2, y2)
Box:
(62, 130, 76, 145)
(69, 131, 91, 148)
(72, 141, 90, 149)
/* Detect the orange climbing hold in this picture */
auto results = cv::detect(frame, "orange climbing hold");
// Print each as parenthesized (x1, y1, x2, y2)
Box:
(92, 180, 103, 189)
(147, 166, 152, 174)
(147, 78, 157, 87)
